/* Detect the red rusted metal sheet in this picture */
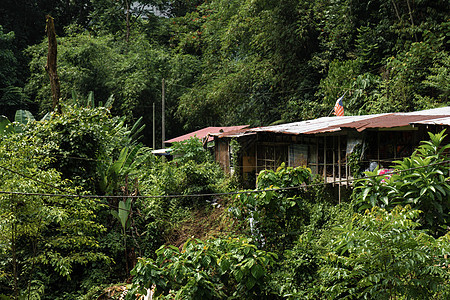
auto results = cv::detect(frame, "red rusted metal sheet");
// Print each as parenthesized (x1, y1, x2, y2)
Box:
(410, 116, 450, 126)
(324, 114, 448, 132)
(165, 126, 249, 143)
(205, 107, 450, 138)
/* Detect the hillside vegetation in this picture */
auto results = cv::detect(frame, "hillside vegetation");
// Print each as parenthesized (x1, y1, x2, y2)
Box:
(0, 0, 449, 299)
(1, 0, 449, 144)
(1, 108, 450, 298)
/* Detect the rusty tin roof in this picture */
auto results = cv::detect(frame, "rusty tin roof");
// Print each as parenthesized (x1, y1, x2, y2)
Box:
(215, 107, 450, 137)
(165, 125, 249, 143)
(410, 116, 450, 126)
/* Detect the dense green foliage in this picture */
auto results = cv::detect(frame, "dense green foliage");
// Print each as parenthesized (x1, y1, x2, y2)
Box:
(0, 106, 231, 299)
(1, 0, 450, 298)
(0, 128, 108, 299)
(2, 0, 449, 144)
(316, 206, 450, 299)
(0, 26, 28, 120)
(129, 237, 277, 299)
(232, 164, 313, 251)
(353, 130, 450, 235)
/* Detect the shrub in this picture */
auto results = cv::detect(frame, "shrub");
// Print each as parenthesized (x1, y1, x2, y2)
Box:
(353, 130, 450, 235)
(231, 164, 312, 251)
(315, 206, 450, 299)
(128, 237, 278, 299)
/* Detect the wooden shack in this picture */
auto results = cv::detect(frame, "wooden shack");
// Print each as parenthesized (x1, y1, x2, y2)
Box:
(213, 107, 450, 188)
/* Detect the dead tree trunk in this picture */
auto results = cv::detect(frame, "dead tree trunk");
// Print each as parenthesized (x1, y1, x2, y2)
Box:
(125, 0, 130, 42)
(45, 15, 62, 114)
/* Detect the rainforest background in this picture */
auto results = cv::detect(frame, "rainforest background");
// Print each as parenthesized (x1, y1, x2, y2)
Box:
(0, 0, 450, 299)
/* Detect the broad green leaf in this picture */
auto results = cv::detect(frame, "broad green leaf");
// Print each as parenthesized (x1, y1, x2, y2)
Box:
(118, 198, 131, 230)
(14, 109, 35, 125)
(251, 263, 264, 279)
(105, 94, 115, 108)
(87, 91, 94, 107)
(220, 258, 231, 273)
(234, 269, 244, 282)
(0, 115, 14, 136)
(246, 276, 256, 289)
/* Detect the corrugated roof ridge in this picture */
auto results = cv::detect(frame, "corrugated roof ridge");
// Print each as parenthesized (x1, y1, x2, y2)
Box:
(165, 125, 249, 143)
(212, 107, 450, 138)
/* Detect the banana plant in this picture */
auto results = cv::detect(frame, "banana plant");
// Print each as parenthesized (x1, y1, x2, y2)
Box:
(97, 113, 148, 194)
(111, 197, 132, 274)
(111, 198, 132, 232)
(98, 144, 151, 195)
(0, 110, 36, 136)
(70, 90, 115, 109)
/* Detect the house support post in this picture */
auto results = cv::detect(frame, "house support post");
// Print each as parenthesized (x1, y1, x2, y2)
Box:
(338, 135, 341, 204)
(323, 136, 327, 184)
(315, 138, 319, 175)
(333, 136, 336, 186)
(346, 135, 349, 187)
(377, 131, 380, 165)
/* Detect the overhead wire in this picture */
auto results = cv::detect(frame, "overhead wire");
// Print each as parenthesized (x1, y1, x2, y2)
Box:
(0, 159, 449, 236)
(0, 163, 118, 211)
(0, 159, 449, 200)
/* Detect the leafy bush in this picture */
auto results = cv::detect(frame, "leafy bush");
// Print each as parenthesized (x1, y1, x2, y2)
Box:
(25, 104, 136, 193)
(315, 206, 450, 299)
(231, 164, 312, 251)
(142, 159, 225, 205)
(0, 132, 109, 298)
(128, 237, 278, 299)
(140, 162, 225, 244)
(138, 142, 228, 244)
(270, 202, 355, 299)
(1, 105, 160, 296)
(171, 137, 212, 164)
(353, 130, 450, 235)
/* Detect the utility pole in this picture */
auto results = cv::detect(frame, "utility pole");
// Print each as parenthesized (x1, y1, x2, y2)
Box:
(162, 78, 165, 149)
(153, 102, 155, 150)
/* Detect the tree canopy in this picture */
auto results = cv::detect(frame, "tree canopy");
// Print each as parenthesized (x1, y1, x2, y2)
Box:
(0, 1, 449, 298)
(1, 0, 448, 143)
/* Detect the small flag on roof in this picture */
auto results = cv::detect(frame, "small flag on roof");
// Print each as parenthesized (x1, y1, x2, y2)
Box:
(334, 92, 346, 117)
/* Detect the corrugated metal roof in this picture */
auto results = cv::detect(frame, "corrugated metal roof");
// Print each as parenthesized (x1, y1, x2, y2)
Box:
(165, 125, 249, 143)
(216, 107, 450, 137)
(337, 114, 448, 132)
(250, 115, 383, 135)
(402, 106, 450, 115)
(410, 116, 450, 126)
(249, 114, 382, 134)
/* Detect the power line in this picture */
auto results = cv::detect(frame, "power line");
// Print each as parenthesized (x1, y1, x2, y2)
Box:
(0, 159, 449, 200)
(0, 163, 126, 212)
(0, 164, 66, 193)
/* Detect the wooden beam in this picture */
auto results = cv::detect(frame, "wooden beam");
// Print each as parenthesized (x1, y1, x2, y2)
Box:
(316, 138, 319, 175)
(338, 135, 341, 204)
(323, 136, 327, 183)
(333, 136, 336, 186)
(377, 131, 380, 165)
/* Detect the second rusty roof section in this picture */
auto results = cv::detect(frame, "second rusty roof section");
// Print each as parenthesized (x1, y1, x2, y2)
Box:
(165, 125, 249, 143)
(318, 114, 449, 133)
(215, 107, 450, 137)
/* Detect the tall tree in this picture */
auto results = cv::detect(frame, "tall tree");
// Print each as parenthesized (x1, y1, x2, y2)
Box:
(44, 16, 61, 114)
(0, 132, 108, 299)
